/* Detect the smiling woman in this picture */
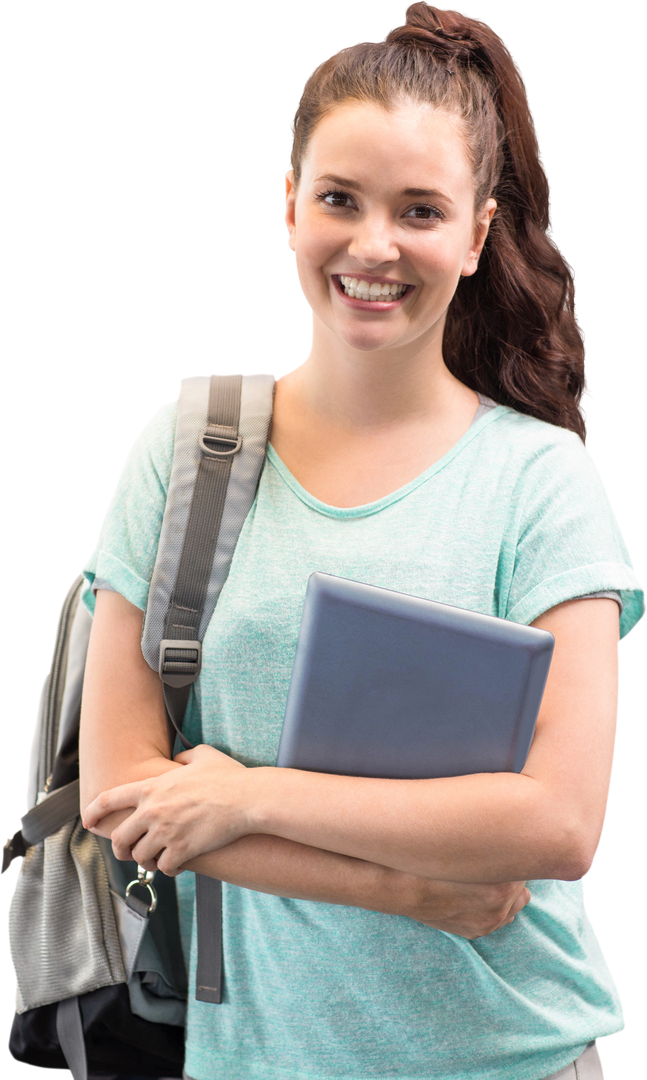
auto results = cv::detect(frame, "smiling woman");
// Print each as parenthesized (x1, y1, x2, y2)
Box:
(75, 5, 642, 1080)
(274, 100, 496, 505)
(280, 6, 596, 444)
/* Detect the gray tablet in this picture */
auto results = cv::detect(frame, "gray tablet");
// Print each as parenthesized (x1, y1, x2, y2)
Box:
(276, 573, 554, 779)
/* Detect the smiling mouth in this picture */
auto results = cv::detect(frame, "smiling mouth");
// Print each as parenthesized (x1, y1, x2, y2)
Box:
(341, 274, 408, 300)
(334, 274, 414, 308)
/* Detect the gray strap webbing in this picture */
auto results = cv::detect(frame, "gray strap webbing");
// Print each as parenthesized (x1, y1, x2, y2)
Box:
(21, 780, 80, 846)
(3, 780, 80, 872)
(56, 996, 88, 1080)
(163, 684, 192, 752)
(164, 374, 243, 641)
(195, 874, 223, 1004)
(160, 375, 249, 1005)
(161, 374, 243, 753)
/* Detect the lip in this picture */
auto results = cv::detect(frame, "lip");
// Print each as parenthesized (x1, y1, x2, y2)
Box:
(331, 274, 415, 310)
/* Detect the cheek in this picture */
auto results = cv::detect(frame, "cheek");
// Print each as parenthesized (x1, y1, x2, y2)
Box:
(423, 255, 453, 282)
(293, 235, 333, 312)
(294, 206, 345, 270)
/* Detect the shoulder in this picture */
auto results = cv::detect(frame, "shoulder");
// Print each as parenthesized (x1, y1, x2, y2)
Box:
(485, 406, 585, 457)
(482, 407, 601, 497)
(478, 407, 624, 563)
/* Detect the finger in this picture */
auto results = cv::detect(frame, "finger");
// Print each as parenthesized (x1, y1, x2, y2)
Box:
(111, 824, 147, 862)
(511, 885, 531, 920)
(84, 812, 125, 839)
(83, 782, 144, 829)
(171, 747, 210, 764)
(130, 853, 160, 874)
(173, 747, 219, 764)
(130, 832, 166, 868)
(155, 847, 187, 878)
(110, 810, 157, 861)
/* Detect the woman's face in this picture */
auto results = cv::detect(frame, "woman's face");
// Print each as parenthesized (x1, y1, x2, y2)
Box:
(286, 100, 495, 355)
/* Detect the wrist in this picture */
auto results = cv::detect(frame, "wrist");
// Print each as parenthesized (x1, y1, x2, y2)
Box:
(244, 765, 276, 835)
(353, 862, 415, 918)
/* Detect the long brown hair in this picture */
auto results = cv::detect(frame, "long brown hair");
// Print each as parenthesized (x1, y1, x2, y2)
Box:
(292, 4, 586, 440)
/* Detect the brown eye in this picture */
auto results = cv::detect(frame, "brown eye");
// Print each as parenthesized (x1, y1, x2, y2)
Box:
(313, 189, 445, 222)
(404, 205, 444, 221)
(315, 189, 355, 208)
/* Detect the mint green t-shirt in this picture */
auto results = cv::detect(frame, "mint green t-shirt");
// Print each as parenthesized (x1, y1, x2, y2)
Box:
(83, 400, 643, 1080)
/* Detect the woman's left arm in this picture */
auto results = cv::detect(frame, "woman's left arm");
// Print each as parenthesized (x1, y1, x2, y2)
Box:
(258, 596, 617, 883)
(85, 597, 618, 883)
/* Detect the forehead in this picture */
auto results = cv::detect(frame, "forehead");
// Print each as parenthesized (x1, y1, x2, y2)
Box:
(301, 100, 474, 199)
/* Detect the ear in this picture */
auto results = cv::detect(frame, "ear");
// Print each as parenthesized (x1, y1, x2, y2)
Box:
(460, 198, 496, 278)
(282, 168, 295, 204)
(280, 170, 295, 250)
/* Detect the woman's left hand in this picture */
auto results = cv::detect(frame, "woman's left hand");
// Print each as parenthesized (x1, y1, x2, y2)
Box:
(82, 744, 252, 875)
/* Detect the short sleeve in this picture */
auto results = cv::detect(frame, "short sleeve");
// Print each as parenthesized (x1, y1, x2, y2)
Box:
(82, 402, 177, 614)
(504, 429, 643, 638)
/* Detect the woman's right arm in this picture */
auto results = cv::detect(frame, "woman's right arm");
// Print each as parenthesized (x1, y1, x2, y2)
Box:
(79, 589, 182, 836)
(80, 589, 529, 939)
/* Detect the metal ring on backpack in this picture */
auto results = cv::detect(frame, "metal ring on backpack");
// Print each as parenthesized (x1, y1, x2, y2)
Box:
(126, 867, 158, 914)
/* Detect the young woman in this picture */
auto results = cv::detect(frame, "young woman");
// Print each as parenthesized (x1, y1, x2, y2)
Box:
(81, 5, 643, 1079)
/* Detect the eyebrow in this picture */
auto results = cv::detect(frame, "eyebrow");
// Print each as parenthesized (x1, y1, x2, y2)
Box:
(314, 174, 454, 205)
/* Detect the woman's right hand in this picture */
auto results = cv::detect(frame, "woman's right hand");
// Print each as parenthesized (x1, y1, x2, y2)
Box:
(374, 869, 531, 938)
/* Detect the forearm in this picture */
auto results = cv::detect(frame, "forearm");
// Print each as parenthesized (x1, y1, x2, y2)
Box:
(185, 833, 389, 909)
(89, 776, 410, 918)
(82, 756, 181, 838)
(248, 767, 576, 883)
(84, 760, 529, 927)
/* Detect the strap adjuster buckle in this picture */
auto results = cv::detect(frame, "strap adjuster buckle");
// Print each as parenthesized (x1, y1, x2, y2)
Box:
(2, 830, 27, 873)
(159, 639, 202, 688)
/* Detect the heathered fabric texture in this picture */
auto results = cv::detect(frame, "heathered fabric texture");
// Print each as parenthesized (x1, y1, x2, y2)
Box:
(83, 400, 642, 1080)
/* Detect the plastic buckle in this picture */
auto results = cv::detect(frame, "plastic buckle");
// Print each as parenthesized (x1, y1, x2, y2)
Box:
(199, 429, 242, 459)
(2, 830, 27, 873)
(159, 639, 202, 688)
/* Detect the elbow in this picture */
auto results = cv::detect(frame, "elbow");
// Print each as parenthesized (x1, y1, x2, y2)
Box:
(552, 848, 594, 882)
(565, 835, 599, 881)
(545, 814, 600, 881)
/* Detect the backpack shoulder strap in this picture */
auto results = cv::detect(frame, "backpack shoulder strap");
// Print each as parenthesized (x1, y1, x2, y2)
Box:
(141, 372, 274, 1007)
(141, 373, 274, 676)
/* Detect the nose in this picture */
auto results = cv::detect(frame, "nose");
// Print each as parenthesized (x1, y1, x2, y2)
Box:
(347, 212, 401, 267)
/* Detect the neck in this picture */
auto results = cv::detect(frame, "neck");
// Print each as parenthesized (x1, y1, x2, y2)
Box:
(280, 341, 477, 434)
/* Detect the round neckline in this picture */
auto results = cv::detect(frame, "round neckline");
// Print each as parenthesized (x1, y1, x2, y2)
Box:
(265, 399, 509, 516)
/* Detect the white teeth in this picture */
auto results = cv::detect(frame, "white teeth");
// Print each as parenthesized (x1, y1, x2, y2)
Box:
(338, 276, 407, 301)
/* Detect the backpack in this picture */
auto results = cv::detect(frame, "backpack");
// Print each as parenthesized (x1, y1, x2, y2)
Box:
(3, 373, 275, 1079)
